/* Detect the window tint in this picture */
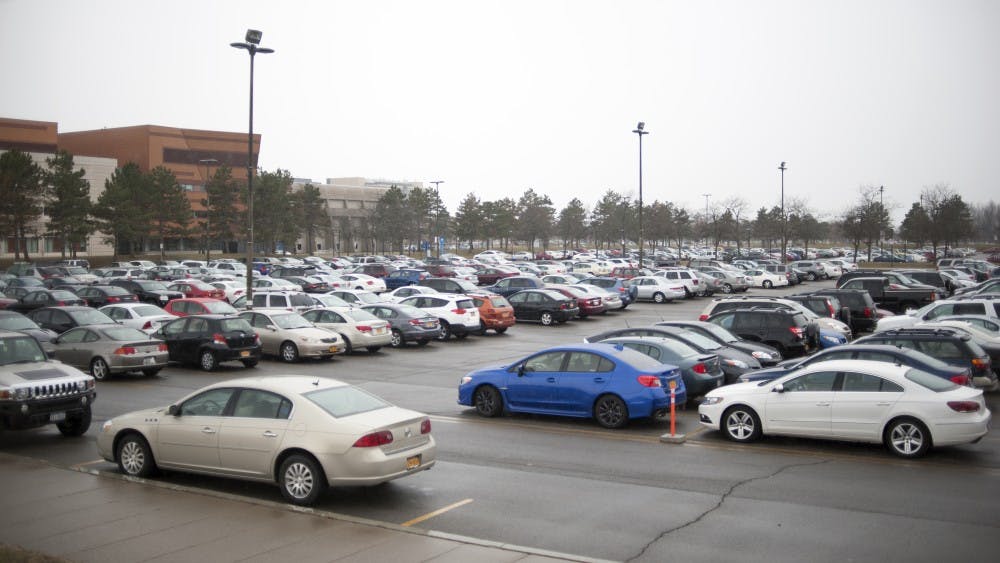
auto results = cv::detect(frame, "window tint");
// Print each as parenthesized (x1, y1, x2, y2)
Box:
(784, 371, 837, 392)
(918, 340, 965, 361)
(306, 385, 390, 418)
(905, 368, 958, 392)
(524, 351, 565, 372)
(232, 389, 291, 419)
(841, 372, 885, 392)
(181, 388, 234, 416)
(565, 352, 605, 373)
(58, 329, 88, 344)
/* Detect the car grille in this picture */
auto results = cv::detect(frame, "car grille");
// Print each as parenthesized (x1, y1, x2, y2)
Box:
(31, 382, 82, 399)
(320, 337, 338, 344)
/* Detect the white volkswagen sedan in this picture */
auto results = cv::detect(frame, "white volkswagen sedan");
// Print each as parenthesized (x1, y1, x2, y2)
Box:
(97, 376, 436, 505)
(745, 269, 789, 289)
(630, 276, 686, 303)
(698, 360, 990, 458)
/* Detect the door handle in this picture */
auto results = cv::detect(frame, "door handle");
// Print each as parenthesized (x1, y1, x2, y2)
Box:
(201, 427, 216, 434)
(546, 377, 556, 383)
(262, 431, 278, 438)
(815, 402, 831, 407)
(876, 402, 891, 406)
(593, 377, 606, 383)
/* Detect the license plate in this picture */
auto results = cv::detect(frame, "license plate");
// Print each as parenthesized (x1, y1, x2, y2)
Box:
(50, 412, 65, 423)
(406, 455, 421, 470)
(143, 357, 155, 365)
(240, 350, 250, 357)
(375, 327, 387, 335)
(328, 346, 338, 353)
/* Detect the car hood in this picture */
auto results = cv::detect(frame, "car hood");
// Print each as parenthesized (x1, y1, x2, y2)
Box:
(729, 340, 781, 357)
(705, 380, 768, 396)
(713, 346, 761, 368)
(0, 360, 90, 386)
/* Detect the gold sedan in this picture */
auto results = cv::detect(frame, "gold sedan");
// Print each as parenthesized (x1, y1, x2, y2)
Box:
(238, 310, 343, 362)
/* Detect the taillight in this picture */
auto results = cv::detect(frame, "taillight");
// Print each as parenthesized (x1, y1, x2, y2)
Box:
(113, 346, 137, 355)
(213, 333, 227, 345)
(56, 301, 67, 306)
(420, 419, 431, 434)
(971, 357, 991, 371)
(692, 363, 707, 374)
(789, 326, 805, 339)
(409, 319, 423, 326)
(353, 430, 394, 447)
(949, 375, 970, 386)
(947, 401, 980, 413)
(699, 314, 709, 321)
(158, 343, 168, 352)
(637, 375, 662, 388)
(356, 325, 372, 333)
(142, 320, 153, 330)
(452, 308, 466, 315)
(107, 296, 121, 303)
(827, 303, 835, 317)
(366, 280, 373, 285)
(863, 307, 872, 318)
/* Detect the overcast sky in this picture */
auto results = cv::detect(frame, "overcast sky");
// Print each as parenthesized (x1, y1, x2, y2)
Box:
(2, 0, 998, 224)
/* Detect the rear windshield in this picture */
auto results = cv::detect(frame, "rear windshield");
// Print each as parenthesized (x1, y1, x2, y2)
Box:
(103, 326, 152, 341)
(289, 294, 316, 307)
(306, 385, 390, 418)
(612, 346, 676, 372)
(490, 296, 511, 307)
(219, 318, 254, 333)
(678, 330, 722, 351)
(904, 368, 958, 392)
(204, 301, 237, 314)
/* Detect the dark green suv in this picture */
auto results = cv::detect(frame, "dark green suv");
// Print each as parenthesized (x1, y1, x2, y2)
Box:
(854, 327, 995, 389)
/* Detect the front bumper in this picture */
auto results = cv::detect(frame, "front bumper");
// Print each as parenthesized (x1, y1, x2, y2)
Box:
(0, 390, 96, 430)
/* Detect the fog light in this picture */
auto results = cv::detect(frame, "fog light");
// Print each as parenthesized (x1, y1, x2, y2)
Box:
(81, 396, 89, 406)
(20, 404, 29, 414)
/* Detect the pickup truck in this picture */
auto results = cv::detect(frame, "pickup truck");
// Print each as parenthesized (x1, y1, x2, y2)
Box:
(838, 276, 940, 314)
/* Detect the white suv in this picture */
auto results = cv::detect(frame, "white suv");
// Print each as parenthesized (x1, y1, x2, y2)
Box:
(400, 294, 481, 341)
(653, 268, 702, 298)
(874, 297, 1000, 332)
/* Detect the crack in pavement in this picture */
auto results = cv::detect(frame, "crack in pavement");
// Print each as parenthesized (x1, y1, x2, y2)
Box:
(625, 458, 831, 562)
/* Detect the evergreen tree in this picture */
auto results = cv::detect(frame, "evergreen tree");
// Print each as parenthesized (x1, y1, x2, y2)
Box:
(147, 166, 192, 262)
(92, 162, 149, 257)
(44, 150, 93, 258)
(453, 193, 483, 251)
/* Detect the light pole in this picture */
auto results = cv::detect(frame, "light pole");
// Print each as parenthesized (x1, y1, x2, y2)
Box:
(430, 180, 444, 258)
(702, 193, 711, 247)
(199, 158, 218, 262)
(231, 29, 274, 310)
(632, 122, 648, 269)
(778, 161, 787, 263)
(878, 184, 885, 257)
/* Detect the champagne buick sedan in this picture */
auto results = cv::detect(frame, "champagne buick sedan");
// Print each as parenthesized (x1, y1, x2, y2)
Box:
(97, 376, 436, 505)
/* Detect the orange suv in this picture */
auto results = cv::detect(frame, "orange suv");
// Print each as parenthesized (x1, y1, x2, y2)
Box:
(470, 294, 516, 334)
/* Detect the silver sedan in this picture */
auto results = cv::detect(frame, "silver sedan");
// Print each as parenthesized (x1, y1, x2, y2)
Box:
(96, 375, 437, 505)
(49, 324, 169, 379)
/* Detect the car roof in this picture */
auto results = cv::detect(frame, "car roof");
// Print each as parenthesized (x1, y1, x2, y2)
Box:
(789, 359, 913, 377)
(199, 375, 351, 395)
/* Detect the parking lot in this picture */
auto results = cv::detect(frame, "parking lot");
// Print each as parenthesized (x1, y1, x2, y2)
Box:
(2, 279, 999, 562)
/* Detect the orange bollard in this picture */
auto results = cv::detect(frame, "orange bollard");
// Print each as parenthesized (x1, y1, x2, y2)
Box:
(669, 383, 676, 436)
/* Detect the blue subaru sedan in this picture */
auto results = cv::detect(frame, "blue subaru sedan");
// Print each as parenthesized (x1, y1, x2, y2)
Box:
(458, 343, 685, 429)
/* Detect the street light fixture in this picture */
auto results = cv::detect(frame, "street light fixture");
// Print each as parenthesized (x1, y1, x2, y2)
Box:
(778, 161, 787, 264)
(632, 122, 648, 269)
(231, 29, 274, 310)
(430, 180, 444, 258)
(199, 158, 218, 261)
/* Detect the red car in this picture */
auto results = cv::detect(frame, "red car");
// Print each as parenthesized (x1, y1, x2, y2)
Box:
(163, 297, 238, 317)
(167, 280, 226, 300)
(474, 265, 519, 286)
(546, 285, 606, 317)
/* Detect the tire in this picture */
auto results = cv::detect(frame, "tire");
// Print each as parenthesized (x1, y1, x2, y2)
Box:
(722, 406, 762, 442)
(722, 283, 733, 294)
(342, 337, 354, 355)
(199, 350, 217, 371)
(684, 288, 693, 299)
(884, 417, 932, 458)
(479, 321, 488, 335)
(390, 329, 404, 348)
(280, 341, 300, 362)
(808, 272, 817, 281)
(241, 359, 259, 368)
(117, 433, 156, 477)
(653, 292, 666, 304)
(762, 280, 773, 289)
(593, 394, 628, 429)
(57, 406, 91, 437)
(279, 454, 327, 506)
(141, 368, 161, 377)
(436, 322, 452, 341)
(494, 327, 508, 334)
(473, 385, 503, 417)
(90, 357, 110, 381)
(366, 346, 382, 353)
(540, 312, 554, 326)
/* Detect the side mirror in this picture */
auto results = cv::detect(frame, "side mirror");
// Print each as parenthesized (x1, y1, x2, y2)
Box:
(517, 364, 526, 377)
(772, 383, 786, 394)
(167, 404, 180, 416)
(266, 324, 277, 331)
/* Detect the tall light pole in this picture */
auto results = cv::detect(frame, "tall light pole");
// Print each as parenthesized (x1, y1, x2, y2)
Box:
(778, 161, 787, 263)
(878, 184, 885, 256)
(430, 180, 444, 258)
(199, 158, 218, 262)
(231, 29, 274, 310)
(702, 193, 711, 247)
(632, 122, 648, 269)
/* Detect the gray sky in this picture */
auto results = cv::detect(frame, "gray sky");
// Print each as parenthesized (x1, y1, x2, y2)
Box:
(2, 0, 998, 224)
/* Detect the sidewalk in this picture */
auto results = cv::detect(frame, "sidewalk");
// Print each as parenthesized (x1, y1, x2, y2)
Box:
(0, 454, 601, 563)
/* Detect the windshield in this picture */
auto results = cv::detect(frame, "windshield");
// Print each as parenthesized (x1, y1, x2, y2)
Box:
(355, 292, 382, 304)
(75, 310, 115, 325)
(678, 330, 721, 351)
(0, 335, 46, 364)
(699, 323, 738, 343)
(0, 316, 40, 331)
(343, 309, 379, 321)
(203, 301, 238, 314)
(67, 267, 89, 275)
(138, 281, 169, 291)
(312, 294, 351, 308)
(133, 305, 167, 317)
(273, 313, 312, 329)
(306, 385, 390, 418)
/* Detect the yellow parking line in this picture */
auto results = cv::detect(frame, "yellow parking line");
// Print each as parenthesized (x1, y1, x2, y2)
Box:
(401, 498, 474, 527)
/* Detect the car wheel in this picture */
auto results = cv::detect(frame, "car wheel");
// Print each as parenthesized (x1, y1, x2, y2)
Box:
(653, 292, 666, 304)
(722, 283, 733, 294)
(808, 272, 817, 281)
(241, 359, 259, 368)
(437, 322, 452, 341)
(90, 357, 110, 381)
(762, 280, 773, 289)
(342, 337, 354, 355)
(117, 433, 156, 477)
(884, 417, 931, 458)
(141, 368, 161, 377)
(494, 327, 508, 334)
(390, 329, 405, 348)
(366, 346, 382, 353)
(199, 350, 217, 371)
(593, 394, 628, 429)
(57, 406, 91, 437)
(540, 312, 554, 326)
(684, 287, 693, 299)
(280, 341, 300, 362)
(722, 406, 762, 442)
(473, 385, 503, 417)
(279, 454, 327, 506)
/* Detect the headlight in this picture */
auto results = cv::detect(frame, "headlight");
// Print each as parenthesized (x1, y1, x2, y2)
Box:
(461, 376, 473, 385)
(13, 387, 32, 400)
(822, 335, 841, 344)
(701, 396, 724, 405)
(751, 351, 773, 360)
(723, 359, 749, 369)
(101, 420, 113, 433)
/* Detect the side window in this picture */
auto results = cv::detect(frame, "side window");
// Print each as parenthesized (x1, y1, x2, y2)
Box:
(252, 294, 268, 307)
(953, 303, 986, 315)
(83, 330, 100, 343)
(508, 293, 525, 304)
(523, 352, 566, 372)
(328, 312, 346, 323)
(565, 352, 603, 372)
(841, 372, 883, 392)
(232, 389, 291, 419)
(52, 310, 71, 326)
(713, 313, 735, 330)
(106, 307, 126, 321)
(526, 292, 543, 304)
(180, 388, 235, 416)
(162, 319, 186, 336)
(783, 371, 837, 392)
(624, 343, 659, 361)
(854, 351, 895, 363)
(924, 304, 954, 320)
(187, 317, 209, 334)
(58, 329, 88, 344)
(919, 340, 964, 361)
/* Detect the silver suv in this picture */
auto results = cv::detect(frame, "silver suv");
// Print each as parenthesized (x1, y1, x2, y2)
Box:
(0, 330, 96, 436)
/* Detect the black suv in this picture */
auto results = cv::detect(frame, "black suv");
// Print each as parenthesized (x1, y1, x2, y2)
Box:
(153, 314, 261, 371)
(854, 328, 995, 389)
(811, 288, 878, 333)
(110, 279, 184, 305)
(786, 294, 846, 322)
(706, 307, 817, 358)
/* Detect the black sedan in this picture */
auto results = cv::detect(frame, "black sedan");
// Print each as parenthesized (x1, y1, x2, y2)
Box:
(25, 306, 118, 334)
(654, 320, 783, 366)
(73, 285, 140, 308)
(109, 279, 184, 305)
(152, 314, 261, 371)
(361, 302, 443, 347)
(600, 336, 726, 399)
(586, 325, 762, 383)
(0, 310, 59, 350)
(506, 289, 580, 326)
(7, 289, 87, 313)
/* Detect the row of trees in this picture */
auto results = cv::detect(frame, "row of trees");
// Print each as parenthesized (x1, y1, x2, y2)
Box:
(0, 149, 330, 260)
